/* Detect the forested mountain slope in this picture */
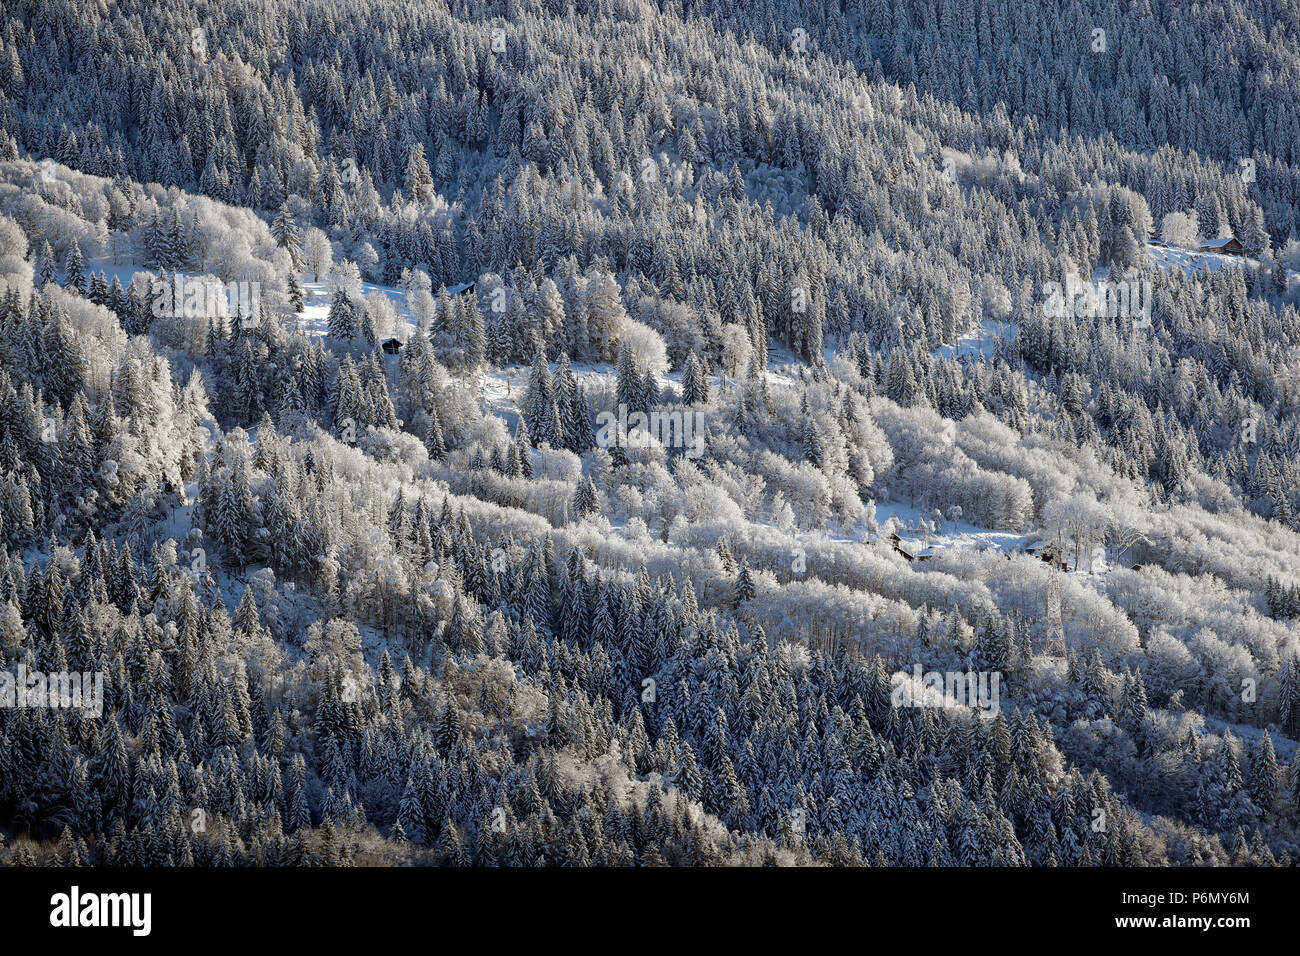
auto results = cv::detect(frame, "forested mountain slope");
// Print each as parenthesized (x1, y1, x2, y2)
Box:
(0, 0, 1297, 866)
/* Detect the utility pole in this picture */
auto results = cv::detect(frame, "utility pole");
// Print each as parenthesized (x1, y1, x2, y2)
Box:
(1044, 567, 1066, 658)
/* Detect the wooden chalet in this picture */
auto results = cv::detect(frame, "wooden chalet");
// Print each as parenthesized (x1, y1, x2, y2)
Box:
(1197, 236, 1246, 256)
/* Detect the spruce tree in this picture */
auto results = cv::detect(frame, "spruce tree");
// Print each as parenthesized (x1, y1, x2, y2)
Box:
(272, 202, 301, 269)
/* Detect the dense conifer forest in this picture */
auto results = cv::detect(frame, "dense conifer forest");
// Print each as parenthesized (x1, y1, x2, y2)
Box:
(0, 0, 1298, 868)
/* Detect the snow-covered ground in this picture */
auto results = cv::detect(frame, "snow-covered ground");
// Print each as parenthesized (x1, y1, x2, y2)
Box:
(85, 258, 151, 294)
(1146, 241, 1256, 277)
(297, 277, 414, 337)
(83, 254, 424, 337)
(872, 499, 1026, 558)
(867, 499, 1127, 578)
(932, 317, 1017, 361)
